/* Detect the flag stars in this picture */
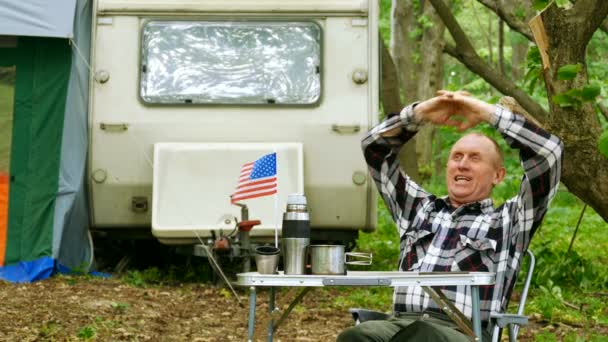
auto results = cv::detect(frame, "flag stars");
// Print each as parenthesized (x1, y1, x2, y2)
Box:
(251, 153, 276, 179)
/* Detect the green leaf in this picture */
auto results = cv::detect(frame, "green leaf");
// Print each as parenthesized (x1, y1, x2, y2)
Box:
(557, 64, 582, 80)
(599, 130, 608, 158)
(581, 84, 602, 101)
(555, 0, 573, 9)
(527, 46, 542, 65)
(564, 88, 583, 98)
(528, 77, 539, 94)
(533, 0, 550, 11)
(552, 94, 578, 107)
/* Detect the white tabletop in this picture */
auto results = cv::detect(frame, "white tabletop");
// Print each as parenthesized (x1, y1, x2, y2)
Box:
(236, 271, 495, 287)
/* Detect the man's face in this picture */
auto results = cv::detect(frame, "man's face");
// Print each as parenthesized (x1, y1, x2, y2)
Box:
(446, 134, 506, 208)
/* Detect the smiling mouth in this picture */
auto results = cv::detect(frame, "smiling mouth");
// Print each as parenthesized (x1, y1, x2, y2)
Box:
(454, 175, 471, 183)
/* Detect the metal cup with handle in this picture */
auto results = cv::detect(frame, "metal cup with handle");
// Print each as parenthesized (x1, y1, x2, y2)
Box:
(310, 245, 372, 275)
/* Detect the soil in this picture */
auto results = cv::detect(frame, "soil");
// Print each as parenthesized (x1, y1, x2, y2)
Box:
(0, 276, 351, 341)
(0, 240, 605, 341)
(0, 240, 353, 341)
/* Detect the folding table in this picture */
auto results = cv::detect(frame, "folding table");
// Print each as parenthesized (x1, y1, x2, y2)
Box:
(236, 271, 495, 342)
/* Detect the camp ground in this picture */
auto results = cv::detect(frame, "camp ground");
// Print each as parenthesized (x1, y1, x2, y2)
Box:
(0, 0, 380, 282)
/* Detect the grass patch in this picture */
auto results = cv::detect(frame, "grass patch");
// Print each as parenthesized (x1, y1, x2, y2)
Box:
(76, 324, 96, 340)
(120, 259, 215, 287)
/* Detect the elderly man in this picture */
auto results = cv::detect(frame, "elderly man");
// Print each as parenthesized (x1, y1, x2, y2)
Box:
(337, 91, 563, 341)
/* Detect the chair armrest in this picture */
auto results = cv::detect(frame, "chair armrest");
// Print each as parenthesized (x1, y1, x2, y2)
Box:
(490, 313, 528, 328)
(349, 308, 391, 324)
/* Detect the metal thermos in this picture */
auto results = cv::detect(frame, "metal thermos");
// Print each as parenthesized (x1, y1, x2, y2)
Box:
(282, 193, 310, 275)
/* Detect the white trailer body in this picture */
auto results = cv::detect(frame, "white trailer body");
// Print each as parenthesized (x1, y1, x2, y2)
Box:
(89, 0, 379, 245)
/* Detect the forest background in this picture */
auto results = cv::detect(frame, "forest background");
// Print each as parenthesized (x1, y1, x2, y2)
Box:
(348, 0, 608, 341)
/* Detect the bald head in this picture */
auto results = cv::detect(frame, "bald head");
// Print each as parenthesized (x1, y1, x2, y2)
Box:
(454, 133, 504, 168)
(446, 133, 506, 207)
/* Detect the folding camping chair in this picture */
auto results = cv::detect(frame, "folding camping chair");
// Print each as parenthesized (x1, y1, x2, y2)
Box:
(350, 250, 536, 342)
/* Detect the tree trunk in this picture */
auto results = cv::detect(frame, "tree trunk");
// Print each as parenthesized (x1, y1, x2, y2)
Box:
(511, 36, 528, 80)
(538, 2, 608, 221)
(504, 0, 535, 80)
(498, 18, 505, 75)
(415, 1, 445, 179)
(380, 38, 403, 116)
(391, 0, 422, 183)
(391, 0, 419, 104)
(487, 10, 493, 66)
(380, 37, 420, 182)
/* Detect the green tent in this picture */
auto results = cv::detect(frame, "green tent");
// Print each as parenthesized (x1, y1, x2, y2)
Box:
(0, 0, 93, 281)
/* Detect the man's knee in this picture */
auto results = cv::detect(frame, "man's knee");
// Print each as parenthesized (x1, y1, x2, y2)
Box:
(389, 320, 470, 342)
(336, 320, 405, 342)
(337, 326, 370, 342)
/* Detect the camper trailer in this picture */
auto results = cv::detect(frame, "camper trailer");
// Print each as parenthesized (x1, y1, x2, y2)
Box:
(89, 0, 379, 250)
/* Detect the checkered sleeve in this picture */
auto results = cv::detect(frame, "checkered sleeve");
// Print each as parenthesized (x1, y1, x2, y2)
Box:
(361, 103, 431, 234)
(492, 105, 564, 239)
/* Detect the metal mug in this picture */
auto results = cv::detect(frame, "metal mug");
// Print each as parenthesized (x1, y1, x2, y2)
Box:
(309, 245, 372, 275)
(254, 246, 280, 274)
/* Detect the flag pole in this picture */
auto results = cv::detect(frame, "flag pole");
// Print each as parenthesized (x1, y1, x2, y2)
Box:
(273, 148, 279, 248)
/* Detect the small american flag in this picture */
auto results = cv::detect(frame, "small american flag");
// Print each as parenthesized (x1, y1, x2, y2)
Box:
(231, 153, 277, 203)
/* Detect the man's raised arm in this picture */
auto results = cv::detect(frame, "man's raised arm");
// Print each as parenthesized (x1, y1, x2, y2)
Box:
(493, 105, 563, 235)
(362, 94, 459, 228)
(361, 104, 428, 227)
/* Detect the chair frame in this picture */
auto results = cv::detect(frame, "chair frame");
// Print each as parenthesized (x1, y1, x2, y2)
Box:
(350, 250, 536, 342)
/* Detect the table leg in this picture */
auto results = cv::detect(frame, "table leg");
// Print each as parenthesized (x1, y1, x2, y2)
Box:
(273, 288, 311, 332)
(248, 286, 256, 342)
(471, 285, 482, 342)
(268, 287, 276, 342)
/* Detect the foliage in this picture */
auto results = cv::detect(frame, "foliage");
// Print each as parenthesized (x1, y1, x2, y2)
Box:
(121, 259, 214, 287)
(524, 47, 543, 94)
(332, 286, 393, 312)
(532, 0, 550, 11)
(600, 130, 608, 158)
(551, 64, 601, 108)
(557, 64, 582, 81)
(77, 325, 96, 340)
(356, 200, 400, 271)
(110, 301, 130, 313)
(378, 0, 392, 45)
(38, 321, 62, 338)
(532, 241, 608, 289)
(535, 280, 564, 320)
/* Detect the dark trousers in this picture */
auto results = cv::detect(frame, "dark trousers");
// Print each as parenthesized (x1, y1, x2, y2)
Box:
(337, 312, 491, 342)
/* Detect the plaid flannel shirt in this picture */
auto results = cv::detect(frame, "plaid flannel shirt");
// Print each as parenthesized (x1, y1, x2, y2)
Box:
(362, 103, 563, 325)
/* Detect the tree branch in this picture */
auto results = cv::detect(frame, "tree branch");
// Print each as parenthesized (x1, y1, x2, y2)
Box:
(380, 37, 403, 115)
(431, 0, 549, 122)
(476, 0, 534, 41)
(570, 0, 608, 44)
(599, 102, 608, 122)
(602, 17, 608, 34)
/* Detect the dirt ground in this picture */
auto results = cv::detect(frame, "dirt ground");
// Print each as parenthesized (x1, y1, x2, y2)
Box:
(0, 276, 352, 341)
(0, 240, 604, 341)
(2, 276, 606, 342)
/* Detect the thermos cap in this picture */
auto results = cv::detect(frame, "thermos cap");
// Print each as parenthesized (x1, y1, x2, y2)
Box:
(287, 193, 307, 206)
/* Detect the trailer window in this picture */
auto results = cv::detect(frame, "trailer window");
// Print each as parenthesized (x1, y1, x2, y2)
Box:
(140, 21, 321, 105)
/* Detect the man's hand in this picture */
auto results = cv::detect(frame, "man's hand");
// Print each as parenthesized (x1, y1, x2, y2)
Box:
(413, 92, 463, 128)
(440, 90, 495, 130)
(415, 90, 496, 131)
